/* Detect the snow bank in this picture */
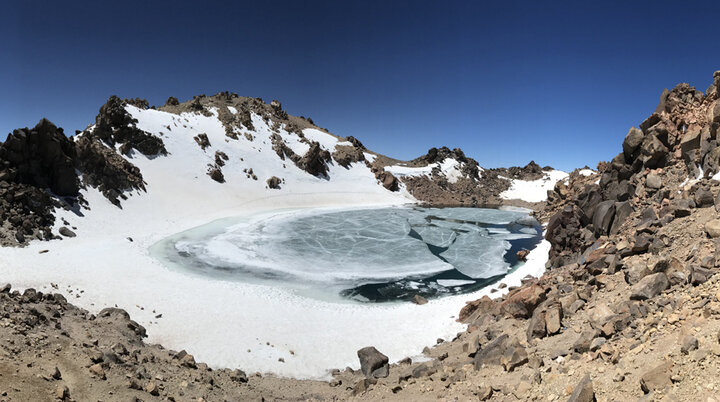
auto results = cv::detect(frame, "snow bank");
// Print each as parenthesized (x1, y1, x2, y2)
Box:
(500, 170, 569, 203)
(384, 157, 466, 183)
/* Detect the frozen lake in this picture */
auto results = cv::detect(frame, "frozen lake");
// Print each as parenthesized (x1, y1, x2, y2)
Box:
(151, 206, 542, 302)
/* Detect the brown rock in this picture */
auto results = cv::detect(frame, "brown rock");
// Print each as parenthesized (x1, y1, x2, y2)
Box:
(89, 363, 105, 380)
(458, 296, 496, 322)
(500, 284, 547, 318)
(56, 385, 69, 400)
(568, 374, 596, 402)
(630, 272, 669, 300)
(640, 362, 673, 394)
(145, 381, 159, 396)
(544, 304, 563, 335)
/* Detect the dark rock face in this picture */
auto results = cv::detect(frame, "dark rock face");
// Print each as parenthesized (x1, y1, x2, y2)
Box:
(0, 119, 79, 196)
(208, 167, 225, 183)
(413, 147, 483, 180)
(373, 169, 399, 192)
(345, 136, 365, 149)
(542, 74, 720, 268)
(298, 142, 331, 177)
(75, 134, 146, 206)
(93, 96, 167, 156)
(545, 205, 585, 266)
(0, 181, 60, 244)
(332, 145, 365, 168)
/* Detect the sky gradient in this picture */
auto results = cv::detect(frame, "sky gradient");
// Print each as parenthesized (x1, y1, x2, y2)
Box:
(2, 0, 720, 171)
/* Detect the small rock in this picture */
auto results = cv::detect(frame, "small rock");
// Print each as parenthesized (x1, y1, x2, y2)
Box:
(681, 335, 699, 354)
(412, 294, 428, 305)
(180, 353, 197, 369)
(568, 374, 595, 402)
(56, 385, 69, 399)
(706, 219, 720, 238)
(89, 363, 105, 380)
(640, 362, 672, 394)
(145, 381, 159, 396)
(58, 227, 76, 238)
(478, 385, 493, 400)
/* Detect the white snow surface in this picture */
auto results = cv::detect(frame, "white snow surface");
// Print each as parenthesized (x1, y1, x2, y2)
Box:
(500, 170, 569, 203)
(384, 157, 467, 184)
(578, 168, 596, 176)
(0, 106, 551, 380)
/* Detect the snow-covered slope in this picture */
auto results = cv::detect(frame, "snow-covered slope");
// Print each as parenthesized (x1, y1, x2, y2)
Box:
(500, 170, 569, 203)
(124, 105, 400, 202)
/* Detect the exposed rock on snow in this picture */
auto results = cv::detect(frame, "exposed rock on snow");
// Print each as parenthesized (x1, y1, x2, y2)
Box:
(93, 95, 167, 156)
(266, 176, 282, 189)
(193, 133, 211, 150)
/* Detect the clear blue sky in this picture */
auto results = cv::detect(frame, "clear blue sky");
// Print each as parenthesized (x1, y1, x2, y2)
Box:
(2, 1, 719, 171)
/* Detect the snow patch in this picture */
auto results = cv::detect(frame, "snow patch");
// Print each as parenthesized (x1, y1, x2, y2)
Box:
(500, 170, 569, 203)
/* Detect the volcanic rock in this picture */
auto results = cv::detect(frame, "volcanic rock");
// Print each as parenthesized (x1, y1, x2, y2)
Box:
(357, 347, 389, 379)
(630, 272, 669, 300)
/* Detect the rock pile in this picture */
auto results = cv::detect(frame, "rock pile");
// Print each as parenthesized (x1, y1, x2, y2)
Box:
(545, 71, 720, 267)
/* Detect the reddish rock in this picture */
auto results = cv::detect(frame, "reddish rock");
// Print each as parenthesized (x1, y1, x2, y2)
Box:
(458, 296, 496, 323)
(500, 284, 547, 319)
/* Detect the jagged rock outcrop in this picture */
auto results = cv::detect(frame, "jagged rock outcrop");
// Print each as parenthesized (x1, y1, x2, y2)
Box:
(543, 71, 720, 269)
(0, 119, 79, 196)
(0, 119, 80, 244)
(75, 133, 146, 206)
(297, 142, 332, 177)
(332, 145, 366, 168)
(92, 96, 167, 156)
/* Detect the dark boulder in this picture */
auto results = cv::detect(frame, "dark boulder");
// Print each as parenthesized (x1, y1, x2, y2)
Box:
(193, 134, 211, 150)
(266, 176, 282, 189)
(610, 201, 632, 235)
(357, 347, 389, 378)
(298, 142, 331, 177)
(630, 272, 669, 300)
(622, 127, 644, 160)
(208, 167, 225, 183)
(640, 135, 668, 168)
(694, 187, 714, 208)
(592, 200, 616, 236)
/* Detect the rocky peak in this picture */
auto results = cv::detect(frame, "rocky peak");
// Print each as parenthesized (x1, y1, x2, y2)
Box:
(0, 119, 79, 197)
